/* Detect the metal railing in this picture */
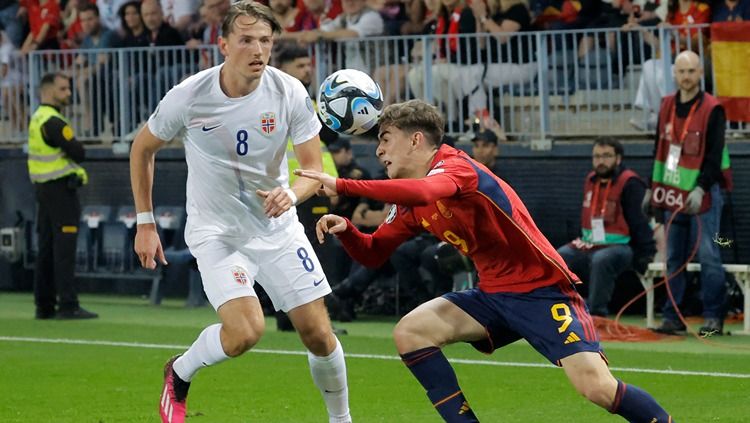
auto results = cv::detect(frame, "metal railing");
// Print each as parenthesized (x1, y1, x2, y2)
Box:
(0, 24, 744, 145)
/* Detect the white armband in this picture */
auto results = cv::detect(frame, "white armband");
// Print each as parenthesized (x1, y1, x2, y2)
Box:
(284, 188, 298, 206)
(136, 211, 156, 225)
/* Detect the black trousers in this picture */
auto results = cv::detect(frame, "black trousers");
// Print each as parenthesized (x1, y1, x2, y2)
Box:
(33, 176, 81, 313)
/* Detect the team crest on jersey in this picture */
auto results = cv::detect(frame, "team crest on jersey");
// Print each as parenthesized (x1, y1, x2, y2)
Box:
(231, 266, 250, 285)
(260, 112, 276, 135)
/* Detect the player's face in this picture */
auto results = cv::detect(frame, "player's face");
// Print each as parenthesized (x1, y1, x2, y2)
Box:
(673, 58, 702, 93)
(220, 16, 274, 83)
(592, 144, 620, 178)
(376, 126, 419, 179)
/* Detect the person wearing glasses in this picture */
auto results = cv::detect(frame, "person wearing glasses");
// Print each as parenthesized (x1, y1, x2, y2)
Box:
(557, 137, 656, 317)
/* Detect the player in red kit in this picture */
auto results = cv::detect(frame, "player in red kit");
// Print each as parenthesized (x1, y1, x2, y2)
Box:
(296, 100, 673, 423)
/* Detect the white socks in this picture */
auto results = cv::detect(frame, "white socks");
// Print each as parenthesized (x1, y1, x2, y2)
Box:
(308, 337, 351, 423)
(173, 323, 229, 382)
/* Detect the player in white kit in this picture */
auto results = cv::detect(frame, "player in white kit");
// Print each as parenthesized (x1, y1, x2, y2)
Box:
(129, 2, 351, 423)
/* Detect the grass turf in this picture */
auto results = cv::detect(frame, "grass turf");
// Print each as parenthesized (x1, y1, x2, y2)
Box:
(1, 293, 749, 422)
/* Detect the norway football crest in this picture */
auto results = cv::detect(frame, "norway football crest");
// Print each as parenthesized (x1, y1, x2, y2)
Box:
(231, 266, 250, 285)
(260, 112, 276, 135)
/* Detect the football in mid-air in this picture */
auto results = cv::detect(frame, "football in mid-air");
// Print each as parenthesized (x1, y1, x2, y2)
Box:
(317, 69, 384, 135)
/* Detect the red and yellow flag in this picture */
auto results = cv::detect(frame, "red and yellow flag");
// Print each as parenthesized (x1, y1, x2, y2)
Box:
(711, 22, 750, 122)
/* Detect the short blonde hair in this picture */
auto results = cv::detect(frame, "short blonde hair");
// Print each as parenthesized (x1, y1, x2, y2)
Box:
(222, 0, 281, 36)
(378, 100, 444, 147)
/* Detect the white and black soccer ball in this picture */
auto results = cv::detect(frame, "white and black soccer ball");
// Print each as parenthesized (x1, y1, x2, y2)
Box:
(317, 69, 384, 135)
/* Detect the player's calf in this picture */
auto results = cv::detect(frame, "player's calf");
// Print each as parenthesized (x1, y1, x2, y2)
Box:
(608, 380, 674, 423)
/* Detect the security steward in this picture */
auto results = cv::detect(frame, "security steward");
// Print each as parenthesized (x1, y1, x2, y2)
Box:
(28, 72, 97, 320)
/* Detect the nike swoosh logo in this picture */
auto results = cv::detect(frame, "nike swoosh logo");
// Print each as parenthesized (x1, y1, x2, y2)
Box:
(313, 277, 326, 287)
(201, 124, 221, 132)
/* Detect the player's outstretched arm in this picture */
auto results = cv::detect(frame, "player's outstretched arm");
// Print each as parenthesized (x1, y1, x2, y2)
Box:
(315, 214, 347, 244)
(294, 168, 338, 196)
(130, 124, 167, 270)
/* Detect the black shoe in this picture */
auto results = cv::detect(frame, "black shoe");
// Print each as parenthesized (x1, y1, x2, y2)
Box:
(57, 307, 99, 320)
(652, 319, 686, 335)
(35, 309, 56, 320)
(698, 318, 723, 337)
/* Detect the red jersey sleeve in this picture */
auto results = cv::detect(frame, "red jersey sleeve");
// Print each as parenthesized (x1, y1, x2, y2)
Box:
(336, 206, 422, 268)
(335, 156, 477, 206)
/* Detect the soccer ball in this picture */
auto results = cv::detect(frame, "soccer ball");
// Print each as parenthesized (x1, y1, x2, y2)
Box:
(317, 69, 384, 135)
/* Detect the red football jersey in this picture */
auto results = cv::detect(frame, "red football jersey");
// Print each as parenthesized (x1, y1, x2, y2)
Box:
(335, 144, 580, 293)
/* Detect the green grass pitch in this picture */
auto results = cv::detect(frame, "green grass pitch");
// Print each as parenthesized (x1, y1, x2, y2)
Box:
(1, 293, 749, 422)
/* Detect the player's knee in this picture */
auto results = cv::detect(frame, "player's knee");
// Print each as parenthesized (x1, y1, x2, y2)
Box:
(299, 326, 334, 356)
(393, 316, 424, 353)
(223, 323, 264, 357)
(576, 376, 616, 408)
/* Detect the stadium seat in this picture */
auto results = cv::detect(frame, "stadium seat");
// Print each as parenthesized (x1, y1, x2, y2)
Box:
(99, 221, 129, 272)
(75, 224, 91, 272)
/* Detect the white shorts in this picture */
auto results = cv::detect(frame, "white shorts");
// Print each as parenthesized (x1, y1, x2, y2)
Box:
(190, 221, 331, 312)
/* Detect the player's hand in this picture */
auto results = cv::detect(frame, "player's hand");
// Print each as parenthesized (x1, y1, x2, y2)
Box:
(293, 169, 338, 196)
(316, 214, 347, 244)
(256, 186, 294, 218)
(134, 224, 168, 269)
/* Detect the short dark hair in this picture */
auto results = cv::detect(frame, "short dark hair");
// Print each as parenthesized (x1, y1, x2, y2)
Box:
(40, 72, 68, 88)
(593, 136, 624, 157)
(276, 44, 310, 66)
(222, 1, 282, 37)
(79, 3, 100, 16)
(378, 100, 444, 147)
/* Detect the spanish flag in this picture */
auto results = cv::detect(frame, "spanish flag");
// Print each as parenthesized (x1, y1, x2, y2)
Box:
(711, 22, 750, 122)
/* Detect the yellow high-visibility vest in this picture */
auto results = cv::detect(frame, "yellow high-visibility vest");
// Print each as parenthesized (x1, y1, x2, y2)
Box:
(27, 105, 88, 184)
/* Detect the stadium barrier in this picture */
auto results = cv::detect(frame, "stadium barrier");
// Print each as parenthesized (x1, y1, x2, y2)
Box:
(0, 24, 744, 146)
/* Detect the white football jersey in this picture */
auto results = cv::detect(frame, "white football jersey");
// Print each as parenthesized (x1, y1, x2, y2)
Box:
(147, 64, 322, 245)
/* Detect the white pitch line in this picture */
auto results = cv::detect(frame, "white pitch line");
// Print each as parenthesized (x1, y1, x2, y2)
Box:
(2, 336, 749, 379)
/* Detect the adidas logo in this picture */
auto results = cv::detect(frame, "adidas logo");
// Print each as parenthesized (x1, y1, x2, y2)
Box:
(459, 401, 471, 415)
(357, 108, 369, 115)
(564, 331, 581, 344)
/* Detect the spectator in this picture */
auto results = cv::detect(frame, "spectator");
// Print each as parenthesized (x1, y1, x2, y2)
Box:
(138, 0, 185, 120)
(471, 129, 504, 177)
(472, 0, 536, 110)
(269, 0, 299, 30)
(75, 3, 117, 135)
(0, 1, 25, 48)
(117, 1, 148, 47)
(407, 0, 483, 120)
(630, 0, 711, 130)
(644, 51, 732, 336)
(557, 137, 655, 317)
(161, 0, 200, 33)
(0, 30, 24, 131)
(21, 0, 62, 54)
(186, 0, 230, 69)
(297, 0, 384, 72)
(371, 0, 432, 105)
(97, 0, 130, 31)
(285, 0, 343, 32)
(712, 0, 750, 21)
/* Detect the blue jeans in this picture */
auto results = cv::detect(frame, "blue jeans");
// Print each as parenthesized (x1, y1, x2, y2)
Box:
(662, 184, 726, 320)
(557, 243, 633, 316)
(0, 3, 24, 48)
